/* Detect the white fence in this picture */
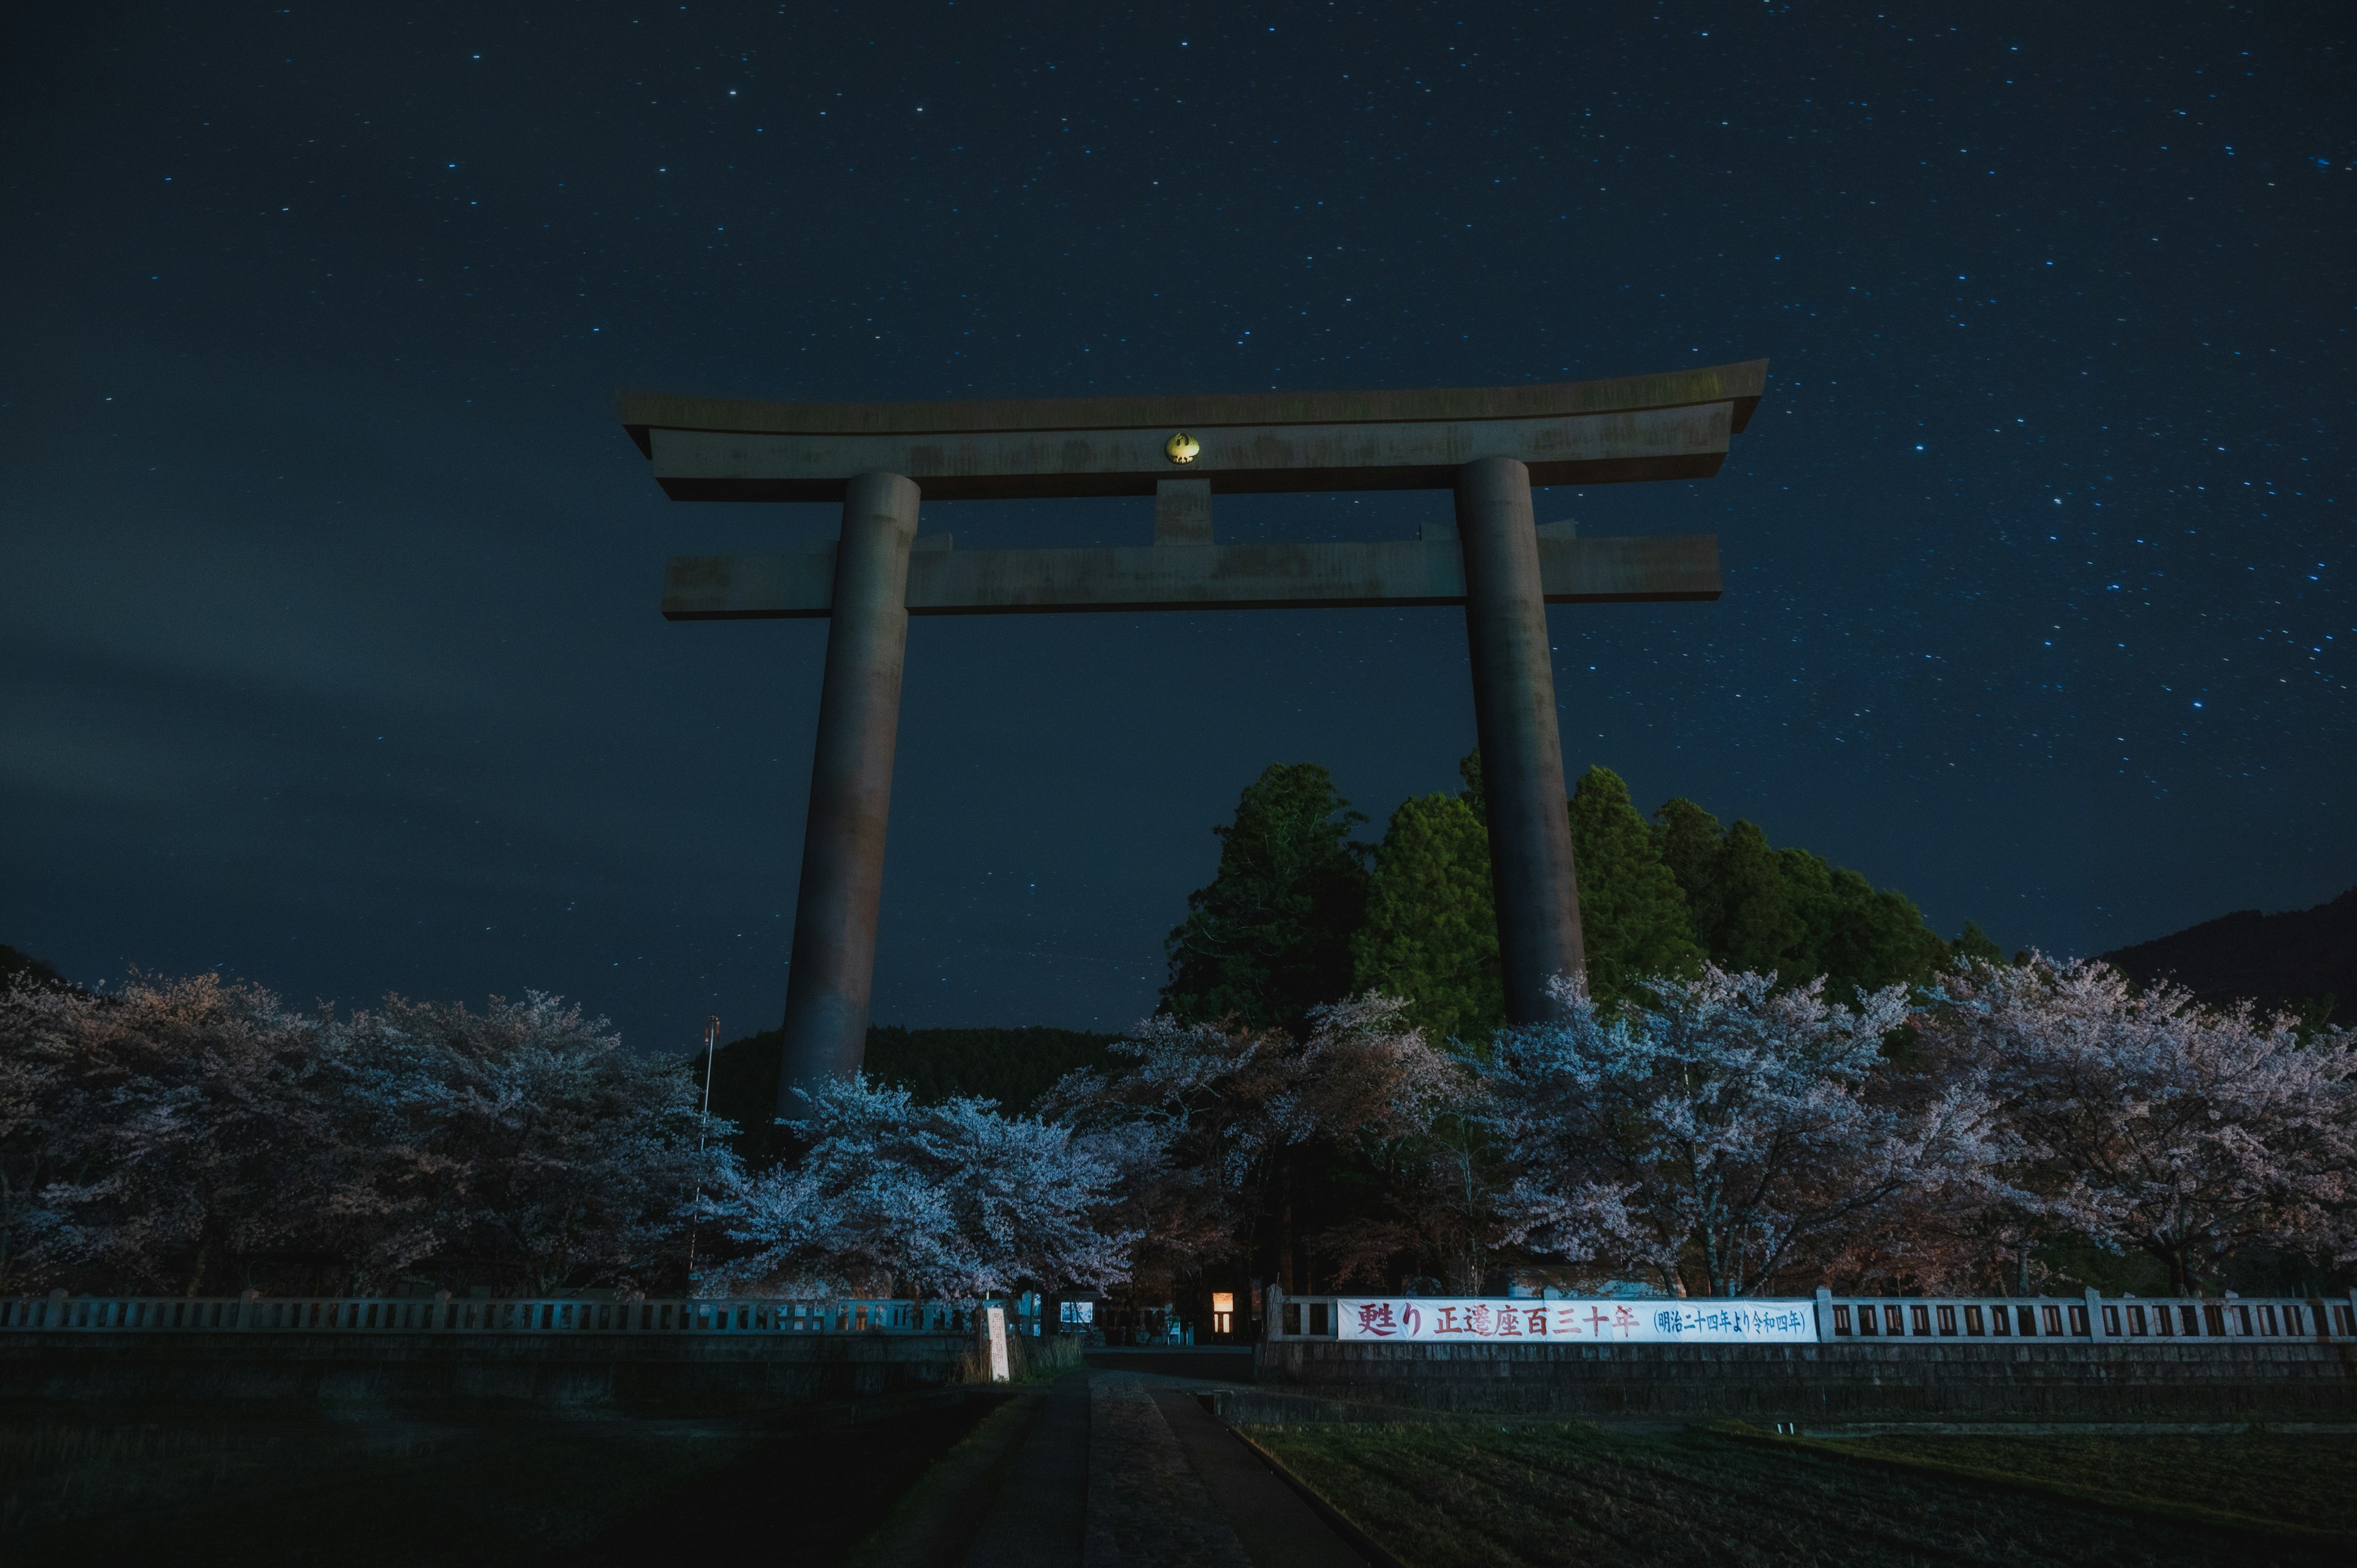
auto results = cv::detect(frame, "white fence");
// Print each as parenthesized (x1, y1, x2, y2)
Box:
(1819, 1288, 2357, 1345)
(1269, 1285, 2357, 1346)
(15, 1284, 2355, 1346)
(0, 1291, 979, 1336)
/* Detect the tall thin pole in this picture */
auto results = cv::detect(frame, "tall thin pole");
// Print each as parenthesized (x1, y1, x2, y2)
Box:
(700, 1014, 719, 1127)
(687, 1014, 719, 1288)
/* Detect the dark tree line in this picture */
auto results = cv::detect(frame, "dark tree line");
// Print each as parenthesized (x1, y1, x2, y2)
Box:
(1163, 755, 2002, 1045)
(1139, 757, 2026, 1303)
(10, 768, 2342, 1313)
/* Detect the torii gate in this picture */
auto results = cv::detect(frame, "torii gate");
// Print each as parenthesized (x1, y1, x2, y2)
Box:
(621, 360, 1765, 1112)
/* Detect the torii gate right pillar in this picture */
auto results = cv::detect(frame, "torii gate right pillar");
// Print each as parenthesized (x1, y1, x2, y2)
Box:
(1457, 457, 1585, 1023)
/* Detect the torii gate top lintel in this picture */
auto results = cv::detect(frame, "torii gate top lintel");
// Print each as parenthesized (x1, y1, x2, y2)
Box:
(621, 358, 1765, 503)
(624, 360, 1767, 1110)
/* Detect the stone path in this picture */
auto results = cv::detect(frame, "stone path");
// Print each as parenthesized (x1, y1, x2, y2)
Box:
(1082, 1376, 1255, 1568)
(959, 1374, 1090, 1567)
(1145, 1386, 1368, 1568)
(939, 1368, 1372, 1568)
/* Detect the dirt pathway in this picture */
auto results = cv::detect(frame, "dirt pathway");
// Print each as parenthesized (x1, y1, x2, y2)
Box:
(853, 1367, 1375, 1568)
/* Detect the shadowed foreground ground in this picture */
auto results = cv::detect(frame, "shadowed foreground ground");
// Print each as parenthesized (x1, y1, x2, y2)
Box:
(11, 1373, 2355, 1566)
(0, 1392, 1007, 1566)
(1248, 1421, 2357, 1567)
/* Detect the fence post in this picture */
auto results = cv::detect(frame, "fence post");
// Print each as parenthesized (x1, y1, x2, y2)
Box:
(47, 1289, 66, 1330)
(2084, 1287, 2107, 1342)
(1813, 1286, 1835, 1344)
(238, 1289, 260, 1330)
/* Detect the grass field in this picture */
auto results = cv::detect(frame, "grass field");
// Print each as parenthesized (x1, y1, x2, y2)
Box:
(1846, 1431, 2357, 1539)
(0, 1394, 1007, 1566)
(1242, 1421, 2357, 1567)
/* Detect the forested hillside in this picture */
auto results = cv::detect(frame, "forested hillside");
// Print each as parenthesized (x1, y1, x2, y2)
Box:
(0, 945, 70, 993)
(695, 1024, 1121, 1154)
(2099, 886, 2353, 1024)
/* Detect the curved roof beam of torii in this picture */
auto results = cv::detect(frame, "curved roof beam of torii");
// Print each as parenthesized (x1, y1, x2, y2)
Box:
(620, 358, 1767, 503)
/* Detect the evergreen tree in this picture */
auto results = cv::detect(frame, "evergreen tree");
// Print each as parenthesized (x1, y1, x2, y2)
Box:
(1652, 800, 1957, 994)
(1456, 749, 1487, 812)
(1651, 798, 1727, 942)
(1352, 791, 1503, 1046)
(1776, 848, 1952, 998)
(1565, 767, 1704, 1003)
(1951, 922, 2006, 967)
(1164, 763, 1370, 1034)
(1716, 820, 1809, 974)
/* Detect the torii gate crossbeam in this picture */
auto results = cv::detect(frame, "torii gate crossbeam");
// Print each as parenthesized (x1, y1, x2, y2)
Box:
(621, 360, 1765, 1113)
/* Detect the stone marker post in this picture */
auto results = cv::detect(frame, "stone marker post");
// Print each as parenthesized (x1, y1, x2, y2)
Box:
(776, 471, 921, 1109)
(978, 1303, 1010, 1382)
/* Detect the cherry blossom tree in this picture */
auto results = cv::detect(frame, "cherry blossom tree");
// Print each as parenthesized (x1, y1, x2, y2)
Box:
(710, 1075, 1143, 1300)
(1477, 968, 2007, 1297)
(1043, 993, 1467, 1295)
(0, 973, 352, 1296)
(328, 992, 739, 1296)
(0, 978, 737, 1297)
(0, 977, 75, 1291)
(1305, 1127, 1498, 1296)
(1925, 957, 2357, 1294)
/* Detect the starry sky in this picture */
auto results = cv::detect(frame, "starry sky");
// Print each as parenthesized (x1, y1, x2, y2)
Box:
(3, 2, 2350, 1056)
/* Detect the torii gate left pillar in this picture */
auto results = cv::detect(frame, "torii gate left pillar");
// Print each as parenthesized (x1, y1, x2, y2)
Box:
(621, 361, 1766, 1111)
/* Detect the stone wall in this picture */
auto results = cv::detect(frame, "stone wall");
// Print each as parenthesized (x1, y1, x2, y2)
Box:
(1250, 1339, 2357, 1423)
(20, 1330, 2350, 1426)
(0, 1330, 975, 1418)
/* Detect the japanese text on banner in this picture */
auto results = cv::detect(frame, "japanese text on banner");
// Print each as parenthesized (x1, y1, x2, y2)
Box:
(1333, 1299, 1815, 1344)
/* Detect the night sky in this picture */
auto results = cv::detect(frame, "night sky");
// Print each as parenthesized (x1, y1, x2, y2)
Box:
(4, 2, 2350, 1057)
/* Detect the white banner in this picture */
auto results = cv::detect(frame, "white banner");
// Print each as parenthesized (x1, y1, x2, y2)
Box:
(1332, 1297, 1817, 1345)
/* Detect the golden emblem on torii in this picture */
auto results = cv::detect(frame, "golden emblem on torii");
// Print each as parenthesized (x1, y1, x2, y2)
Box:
(1164, 431, 1201, 465)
